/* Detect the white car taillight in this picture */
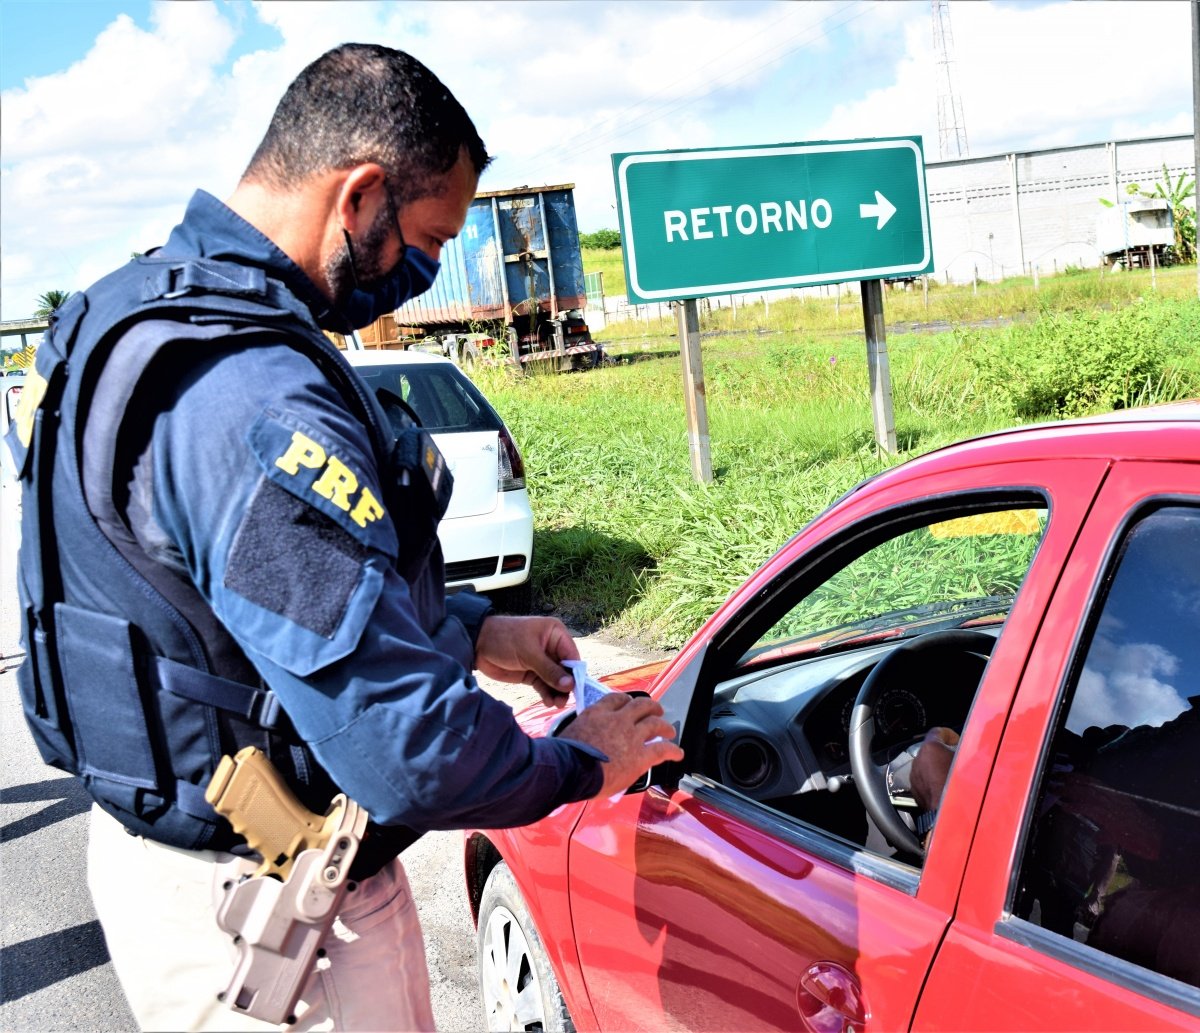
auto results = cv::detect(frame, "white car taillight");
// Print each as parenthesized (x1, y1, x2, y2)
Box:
(498, 427, 526, 491)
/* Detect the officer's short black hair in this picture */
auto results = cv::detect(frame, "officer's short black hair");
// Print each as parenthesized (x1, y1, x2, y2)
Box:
(243, 43, 490, 204)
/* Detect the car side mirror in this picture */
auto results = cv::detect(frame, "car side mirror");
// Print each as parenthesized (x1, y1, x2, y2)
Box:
(549, 690, 655, 794)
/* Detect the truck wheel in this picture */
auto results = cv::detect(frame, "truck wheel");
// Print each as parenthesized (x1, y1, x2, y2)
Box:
(478, 862, 573, 1033)
(461, 344, 480, 370)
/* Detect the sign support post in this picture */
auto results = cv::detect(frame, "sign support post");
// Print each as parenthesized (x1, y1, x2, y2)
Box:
(613, 136, 933, 474)
(676, 299, 713, 482)
(861, 279, 897, 453)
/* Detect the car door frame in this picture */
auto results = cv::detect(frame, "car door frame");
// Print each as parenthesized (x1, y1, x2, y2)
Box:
(915, 459, 1200, 1030)
(565, 456, 1111, 1031)
(659, 458, 1110, 901)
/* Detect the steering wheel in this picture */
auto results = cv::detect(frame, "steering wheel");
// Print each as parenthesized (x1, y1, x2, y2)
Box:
(375, 387, 423, 434)
(848, 630, 996, 859)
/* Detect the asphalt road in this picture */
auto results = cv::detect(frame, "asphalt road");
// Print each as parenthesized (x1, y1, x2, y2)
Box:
(0, 474, 668, 1031)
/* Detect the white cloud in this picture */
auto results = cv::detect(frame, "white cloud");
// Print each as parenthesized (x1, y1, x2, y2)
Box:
(814, 1, 1193, 160)
(813, 15, 937, 147)
(1069, 632, 1188, 735)
(4, 7, 234, 161)
(956, 1, 1191, 148)
(1, 0, 1193, 319)
(1, 3, 243, 316)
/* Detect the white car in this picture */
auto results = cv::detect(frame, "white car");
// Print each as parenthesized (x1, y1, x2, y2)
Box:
(343, 348, 534, 611)
(2, 372, 26, 483)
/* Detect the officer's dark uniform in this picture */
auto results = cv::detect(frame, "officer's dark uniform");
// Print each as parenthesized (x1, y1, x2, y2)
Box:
(165, 193, 606, 825)
(7, 187, 609, 1027)
(14, 189, 604, 839)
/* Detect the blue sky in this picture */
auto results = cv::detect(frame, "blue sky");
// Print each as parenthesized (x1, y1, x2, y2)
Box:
(1, 0, 1194, 319)
(0, 1, 283, 87)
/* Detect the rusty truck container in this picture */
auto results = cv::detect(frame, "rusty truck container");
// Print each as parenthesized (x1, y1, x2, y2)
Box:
(396, 183, 588, 328)
(384, 183, 601, 370)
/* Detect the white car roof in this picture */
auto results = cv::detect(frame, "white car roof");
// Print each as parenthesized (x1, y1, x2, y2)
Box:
(341, 348, 451, 369)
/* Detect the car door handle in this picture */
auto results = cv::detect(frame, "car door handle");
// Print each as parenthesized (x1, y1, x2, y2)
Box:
(797, 961, 866, 1033)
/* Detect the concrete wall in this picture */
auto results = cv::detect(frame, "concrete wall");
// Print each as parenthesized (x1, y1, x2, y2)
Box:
(926, 134, 1194, 282)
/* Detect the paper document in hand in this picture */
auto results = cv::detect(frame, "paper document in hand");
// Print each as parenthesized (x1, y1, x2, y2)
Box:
(564, 659, 663, 747)
(563, 659, 611, 709)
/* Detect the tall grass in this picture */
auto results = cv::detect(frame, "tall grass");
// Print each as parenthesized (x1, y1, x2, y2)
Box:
(584, 257, 1200, 346)
(475, 282, 1200, 648)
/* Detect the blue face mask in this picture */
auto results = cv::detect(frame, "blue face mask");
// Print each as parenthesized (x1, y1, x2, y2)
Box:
(402, 246, 440, 301)
(335, 245, 441, 330)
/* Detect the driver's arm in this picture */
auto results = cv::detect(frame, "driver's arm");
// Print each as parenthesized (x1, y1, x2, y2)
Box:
(910, 727, 959, 812)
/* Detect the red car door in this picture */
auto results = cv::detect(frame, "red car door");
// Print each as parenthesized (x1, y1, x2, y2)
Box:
(568, 782, 947, 1032)
(566, 458, 1109, 1032)
(916, 461, 1200, 1029)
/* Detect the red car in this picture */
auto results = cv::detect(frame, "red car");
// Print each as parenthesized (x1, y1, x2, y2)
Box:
(464, 405, 1200, 1032)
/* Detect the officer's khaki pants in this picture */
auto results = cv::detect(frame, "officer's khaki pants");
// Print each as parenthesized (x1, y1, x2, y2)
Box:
(87, 805, 435, 1032)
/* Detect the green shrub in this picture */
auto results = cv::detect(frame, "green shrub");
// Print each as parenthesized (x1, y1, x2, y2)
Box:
(468, 289, 1200, 649)
(579, 228, 621, 249)
(970, 298, 1200, 418)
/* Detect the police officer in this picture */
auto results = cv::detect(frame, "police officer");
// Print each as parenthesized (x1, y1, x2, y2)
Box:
(8, 43, 682, 1031)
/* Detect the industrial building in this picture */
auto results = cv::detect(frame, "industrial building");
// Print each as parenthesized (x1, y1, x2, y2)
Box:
(927, 133, 1195, 283)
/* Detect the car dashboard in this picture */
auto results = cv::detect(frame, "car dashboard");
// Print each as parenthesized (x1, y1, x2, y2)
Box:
(704, 630, 999, 803)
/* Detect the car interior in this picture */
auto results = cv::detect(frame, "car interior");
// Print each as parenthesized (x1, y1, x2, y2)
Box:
(695, 501, 1048, 867)
(356, 363, 501, 436)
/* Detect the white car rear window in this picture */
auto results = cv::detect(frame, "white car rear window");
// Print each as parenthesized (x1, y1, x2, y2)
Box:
(356, 365, 503, 435)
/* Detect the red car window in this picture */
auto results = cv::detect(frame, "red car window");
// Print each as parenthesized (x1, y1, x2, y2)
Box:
(741, 506, 1045, 665)
(712, 501, 1048, 869)
(1013, 504, 1200, 990)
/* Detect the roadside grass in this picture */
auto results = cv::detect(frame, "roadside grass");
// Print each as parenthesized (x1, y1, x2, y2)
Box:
(476, 278, 1200, 648)
(584, 252, 1199, 346)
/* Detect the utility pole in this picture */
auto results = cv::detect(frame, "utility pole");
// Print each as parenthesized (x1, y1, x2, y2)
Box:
(933, 0, 969, 159)
(1192, 0, 1199, 298)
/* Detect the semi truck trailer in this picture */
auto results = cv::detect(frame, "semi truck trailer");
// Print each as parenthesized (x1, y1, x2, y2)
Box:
(377, 183, 602, 371)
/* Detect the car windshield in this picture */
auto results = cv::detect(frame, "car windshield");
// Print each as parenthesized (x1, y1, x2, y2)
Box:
(355, 363, 503, 435)
(742, 506, 1047, 665)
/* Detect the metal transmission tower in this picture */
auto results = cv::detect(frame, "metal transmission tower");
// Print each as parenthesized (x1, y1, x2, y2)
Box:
(932, 0, 969, 159)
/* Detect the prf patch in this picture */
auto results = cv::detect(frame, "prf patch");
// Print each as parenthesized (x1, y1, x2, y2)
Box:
(247, 410, 398, 559)
(275, 430, 384, 528)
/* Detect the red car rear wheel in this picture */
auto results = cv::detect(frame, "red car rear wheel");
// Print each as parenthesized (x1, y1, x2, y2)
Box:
(477, 861, 573, 1032)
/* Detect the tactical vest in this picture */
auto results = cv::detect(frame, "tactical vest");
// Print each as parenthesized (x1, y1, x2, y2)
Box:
(5, 252, 449, 856)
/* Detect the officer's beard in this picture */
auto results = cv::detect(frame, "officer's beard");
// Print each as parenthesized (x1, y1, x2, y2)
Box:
(326, 198, 402, 305)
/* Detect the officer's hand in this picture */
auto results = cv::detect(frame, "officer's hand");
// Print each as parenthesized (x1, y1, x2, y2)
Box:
(474, 615, 580, 708)
(566, 693, 685, 797)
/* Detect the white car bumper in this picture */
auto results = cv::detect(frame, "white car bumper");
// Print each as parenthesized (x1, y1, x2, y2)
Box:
(437, 487, 533, 592)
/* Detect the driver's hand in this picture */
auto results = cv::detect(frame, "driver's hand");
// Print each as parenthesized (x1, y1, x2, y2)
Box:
(910, 727, 959, 812)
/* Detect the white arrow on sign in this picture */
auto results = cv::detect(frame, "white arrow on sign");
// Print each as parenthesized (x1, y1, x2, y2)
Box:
(859, 190, 897, 230)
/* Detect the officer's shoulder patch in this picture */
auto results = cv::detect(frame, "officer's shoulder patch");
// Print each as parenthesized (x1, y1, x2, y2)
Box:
(246, 408, 398, 560)
(219, 473, 391, 674)
(225, 477, 365, 639)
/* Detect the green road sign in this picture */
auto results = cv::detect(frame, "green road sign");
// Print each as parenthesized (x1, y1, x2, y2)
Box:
(612, 137, 933, 303)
